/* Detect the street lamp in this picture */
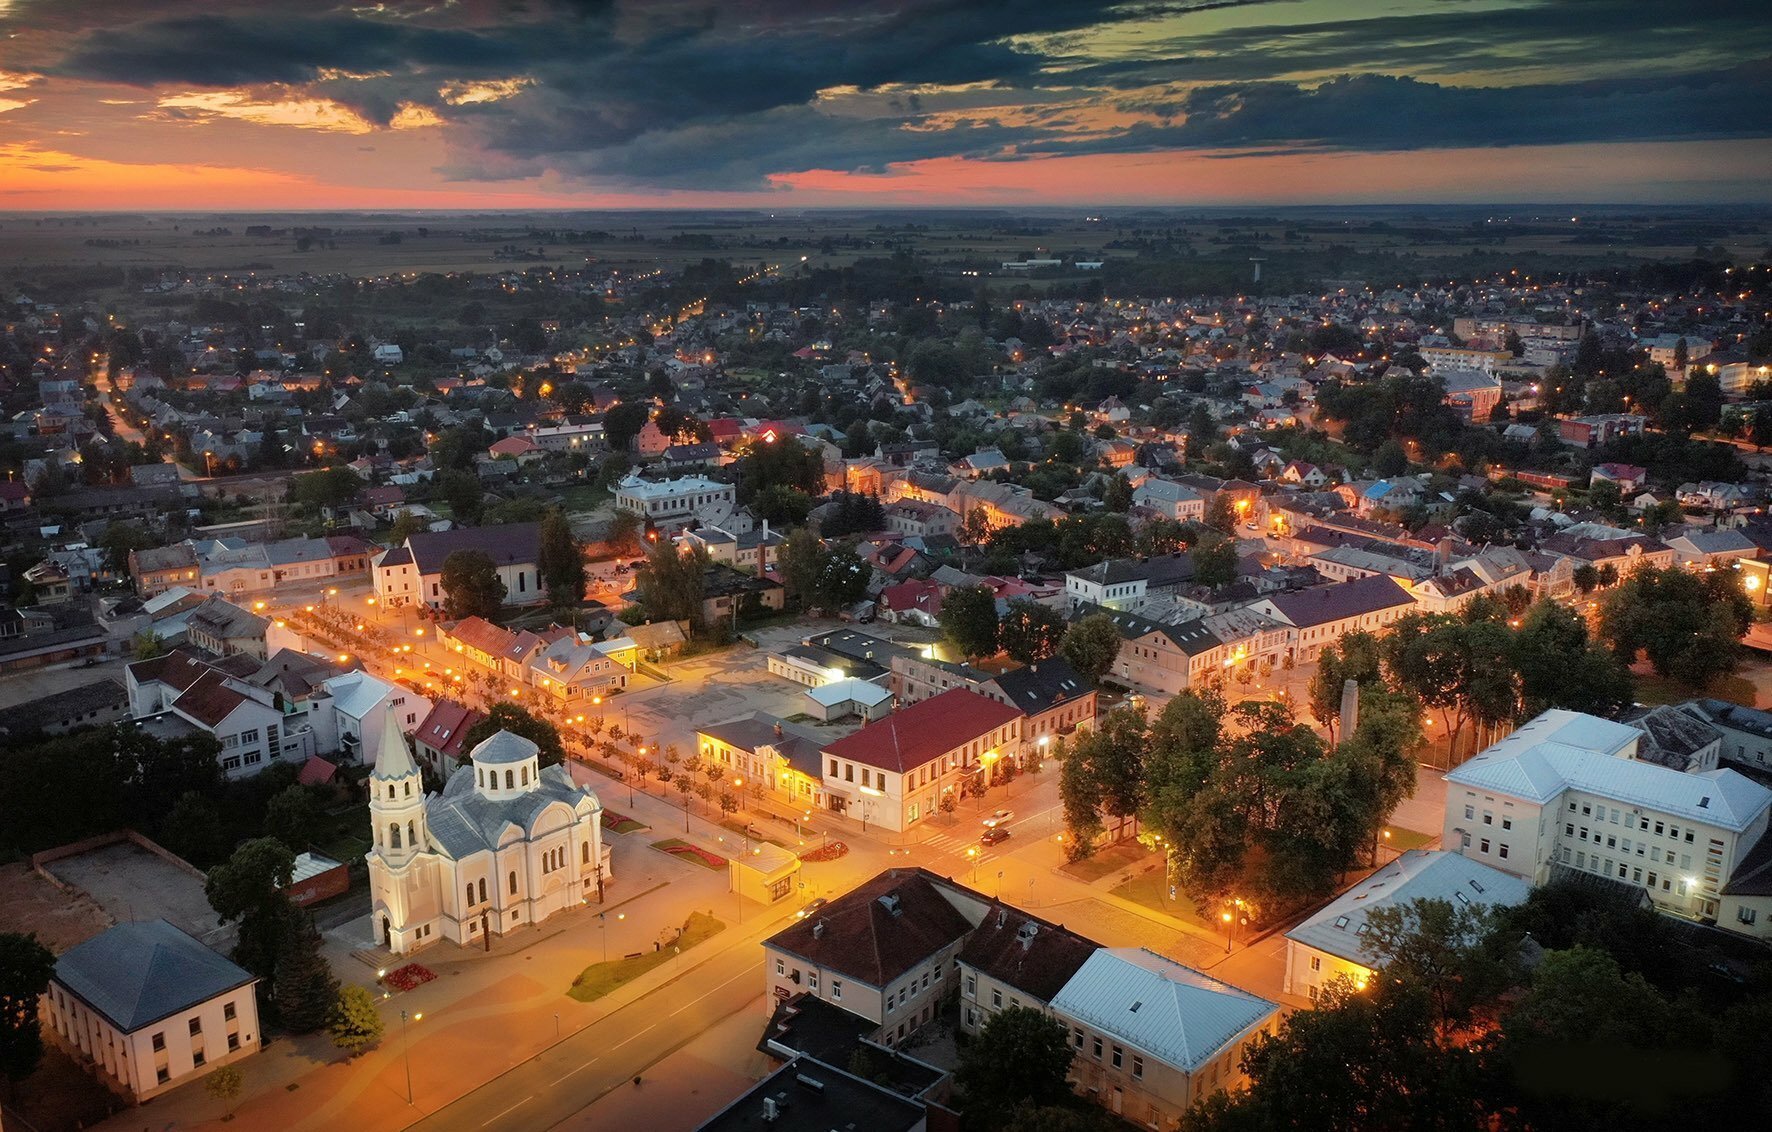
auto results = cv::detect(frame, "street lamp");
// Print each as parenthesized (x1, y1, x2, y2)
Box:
(400, 1008, 423, 1103)
(1220, 910, 1233, 953)
(966, 846, 979, 885)
(203, 450, 215, 477)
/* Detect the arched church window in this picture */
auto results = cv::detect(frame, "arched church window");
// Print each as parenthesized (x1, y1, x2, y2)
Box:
(478, 877, 488, 902)
(408, 820, 416, 847)
(390, 823, 402, 849)
(404, 781, 411, 797)
(466, 883, 474, 907)
(521, 766, 529, 786)
(505, 769, 514, 789)
(582, 842, 590, 865)
(508, 871, 518, 895)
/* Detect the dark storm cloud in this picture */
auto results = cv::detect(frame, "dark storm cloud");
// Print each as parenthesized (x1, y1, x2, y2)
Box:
(11, 0, 1772, 189)
(1048, 66, 1772, 157)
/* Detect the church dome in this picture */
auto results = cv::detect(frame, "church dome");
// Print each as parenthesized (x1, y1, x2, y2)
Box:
(470, 731, 539, 765)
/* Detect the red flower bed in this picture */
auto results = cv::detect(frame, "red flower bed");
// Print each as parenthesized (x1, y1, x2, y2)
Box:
(383, 963, 435, 992)
(663, 844, 727, 868)
(800, 841, 849, 862)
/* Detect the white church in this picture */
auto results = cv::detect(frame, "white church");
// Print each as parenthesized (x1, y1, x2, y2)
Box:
(366, 710, 612, 954)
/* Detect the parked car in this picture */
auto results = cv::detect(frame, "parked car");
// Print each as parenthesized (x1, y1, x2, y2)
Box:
(795, 897, 829, 920)
(982, 809, 1015, 828)
(980, 826, 1012, 846)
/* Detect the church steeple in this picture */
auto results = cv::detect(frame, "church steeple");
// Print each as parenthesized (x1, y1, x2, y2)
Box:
(368, 711, 425, 862)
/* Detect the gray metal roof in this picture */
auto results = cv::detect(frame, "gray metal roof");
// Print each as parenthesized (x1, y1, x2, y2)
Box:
(426, 763, 597, 859)
(469, 730, 538, 765)
(1050, 948, 1277, 1072)
(53, 920, 255, 1033)
(1286, 851, 1531, 966)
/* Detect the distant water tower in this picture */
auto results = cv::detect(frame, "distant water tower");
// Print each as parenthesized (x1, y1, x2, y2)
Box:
(1249, 257, 1266, 284)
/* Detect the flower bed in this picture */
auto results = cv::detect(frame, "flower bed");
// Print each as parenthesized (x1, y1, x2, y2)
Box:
(383, 963, 435, 992)
(800, 841, 849, 862)
(601, 811, 647, 835)
(650, 838, 727, 870)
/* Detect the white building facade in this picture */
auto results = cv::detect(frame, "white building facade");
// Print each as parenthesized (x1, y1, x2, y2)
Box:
(367, 712, 612, 955)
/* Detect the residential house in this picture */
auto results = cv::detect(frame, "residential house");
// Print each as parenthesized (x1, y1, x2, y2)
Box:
(698, 713, 830, 812)
(1091, 607, 1223, 696)
(1559, 414, 1649, 448)
(1064, 554, 1196, 614)
(184, 595, 270, 660)
(975, 659, 1098, 748)
(1131, 478, 1205, 522)
(884, 500, 959, 539)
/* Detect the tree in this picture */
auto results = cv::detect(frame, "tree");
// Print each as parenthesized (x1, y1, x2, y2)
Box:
(998, 600, 1066, 663)
(206, 838, 298, 988)
(777, 527, 823, 610)
(0, 933, 55, 1086)
(1598, 565, 1751, 688)
(1063, 709, 1147, 843)
(635, 540, 710, 628)
(97, 519, 155, 571)
(330, 983, 385, 1055)
(290, 466, 362, 512)
(955, 1006, 1076, 1129)
(1059, 613, 1122, 686)
(602, 402, 651, 450)
(160, 789, 226, 865)
(274, 913, 340, 1034)
(820, 493, 887, 538)
(264, 785, 319, 852)
(751, 484, 813, 526)
(440, 549, 507, 620)
(537, 507, 586, 607)
(1187, 979, 1488, 1132)
(436, 469, 484, 525)
(1103, 473, 1133, 512)
(387, 510, 427, 546)
(815, 547, 870, 610)
(463, 702, 565, 768)
(1511, 599, 1632, 718)
(958, 505, 994, 547)
(606, 508, 646, 557)
(1204, 494, 1237, 533)
(1058, 740, 1104, 860)
(1193, 536, 1238, 589)
(1361, 898, 1508, 1033)
(940, 584, 1000, 658)
(204, 1062, 244, 1119)
(1308, 632, 1383, 741)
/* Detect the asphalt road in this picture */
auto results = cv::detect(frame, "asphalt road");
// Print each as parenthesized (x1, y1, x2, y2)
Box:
(407, 933, 766, 1132)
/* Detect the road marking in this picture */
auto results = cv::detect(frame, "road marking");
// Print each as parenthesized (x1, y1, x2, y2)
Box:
(610, 1023, 658, 1050)
(482, 1095, 534, 1126)
(552, 1058, 598, 1085)
(668, 965, 756, 1017)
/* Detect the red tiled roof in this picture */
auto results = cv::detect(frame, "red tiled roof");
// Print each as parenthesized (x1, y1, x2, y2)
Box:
(413, 700, 486, 761)
(298, 756, 338, 785)
(172, 669, 250, 728)
(765, 868, 975, 987)
(446, 615, 519, 656)
(822, 688, 1021, 772)
(126, 648, 215, 694)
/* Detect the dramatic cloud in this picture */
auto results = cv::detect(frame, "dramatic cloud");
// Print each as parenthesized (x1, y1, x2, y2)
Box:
(0, 0, 1767, 204)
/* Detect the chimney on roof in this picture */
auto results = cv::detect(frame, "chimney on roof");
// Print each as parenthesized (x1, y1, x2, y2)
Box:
(812, 919, 826, 939)
(1437, 537, 1454, 575)
(774, 721, 784, 739)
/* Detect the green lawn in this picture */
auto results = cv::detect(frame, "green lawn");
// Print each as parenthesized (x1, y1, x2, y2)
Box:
(1060, 840, 1152, 883)
(314, 807, 371, 865)
(1632, 671, 1756, 708)
(602, 814, 647, 835)
(556, 483, 610, 511)
(1109, 870, 1217, 933)
(1385, 827, 1437, 852)
(566, 912, 727, 1002)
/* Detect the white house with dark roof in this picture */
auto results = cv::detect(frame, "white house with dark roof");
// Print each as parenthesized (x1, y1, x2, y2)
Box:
(1444, 709, 1772, 925)
(367, 712, 610, 954)
(373, 522, 545, 610)
(43, 920, 260, 1101)
(1283, 850, 1531, 1004)
(1049, 948, 1279, 1127)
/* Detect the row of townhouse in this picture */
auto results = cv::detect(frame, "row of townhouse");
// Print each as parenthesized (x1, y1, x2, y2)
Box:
(129, 534, 372, 597)
(761, 868, 1280, 1130)
(434, 615, 631, 702)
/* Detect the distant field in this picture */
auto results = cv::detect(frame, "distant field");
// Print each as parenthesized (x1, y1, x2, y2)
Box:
(1, 207, 1764, 297)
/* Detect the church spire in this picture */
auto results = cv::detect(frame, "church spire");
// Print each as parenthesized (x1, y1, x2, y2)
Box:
(371, 708, 417, 781)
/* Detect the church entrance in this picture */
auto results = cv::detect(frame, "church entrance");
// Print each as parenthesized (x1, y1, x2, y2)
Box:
(381, 915, 391, 946)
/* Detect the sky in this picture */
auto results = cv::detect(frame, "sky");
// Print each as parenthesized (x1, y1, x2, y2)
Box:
(0, 0, 1768, 210)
